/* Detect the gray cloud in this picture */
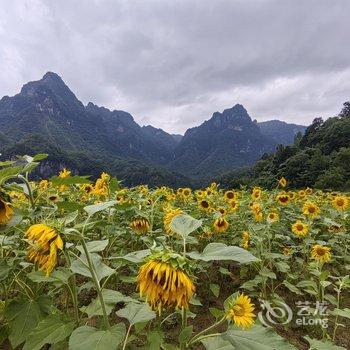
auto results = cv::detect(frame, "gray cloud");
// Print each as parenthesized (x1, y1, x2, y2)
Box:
(1, 0, 350, 133)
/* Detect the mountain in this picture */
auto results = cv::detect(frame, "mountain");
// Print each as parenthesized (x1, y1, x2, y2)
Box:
(168, 104, 277, 178)
(0, 72, 191, 186)
(258, 120, 306, 145)
(0, 72, 309, 184)
(217, 102, 350, 190)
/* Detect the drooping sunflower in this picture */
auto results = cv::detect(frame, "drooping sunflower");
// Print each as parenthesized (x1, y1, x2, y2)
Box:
(0, 197, 13, 225)
(58, 168, 71, 192)
(241, 231, 250, 249)
(213, 217, 229, 233)
(291, 220, 309, 237)
(163, 208, 183, 235)
(251, 187, 262, 201)
(39, 179, 50, 190)
(25, 224, 63, 276)
(228, 199, 239, 212)
(303, 202, 320, 218)
(267, 211, 279, 223)
(217, 207, 227, 216)
(276, 193, 290, 206)
(311, 244, 331, 264)
(92, 172, 110, 197)
(283, 246, 292, 256)
(130, 218, 150, 234)
(251, 202, 263, 222)
(278, 177, 287, 188)
(332, 196, 349, 211)
(137, 251, 195, 313)
(226, 294, 256, 329)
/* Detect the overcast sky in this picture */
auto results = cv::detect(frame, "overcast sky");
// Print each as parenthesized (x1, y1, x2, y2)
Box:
(1, 0, 350, 134)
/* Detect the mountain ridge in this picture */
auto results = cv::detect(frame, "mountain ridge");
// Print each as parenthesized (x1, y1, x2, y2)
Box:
(0, 72, 306, 184)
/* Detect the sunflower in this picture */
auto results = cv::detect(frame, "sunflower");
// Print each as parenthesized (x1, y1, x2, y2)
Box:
(226, 294, 255, 329)
(213, 217, 229, 233)
(48, 195, 59, 203)
(332, 196, 349, 211)
(228, 199, 239, 212)
(164, 208, 183, 235)
(0, 198, 13, 225)
(81, 184, 94, 194)
(198, 199, 211, 212)
(25, 224, 63, 276)
(251, 187, 262, 201)
(137, 251, 195, 313)
(276, 193, 290, 206)
(39, 180, 50, 190)
(283, 246, 292, 256)
(303, 202, 320, 218)
(58, 168, 71, 192)
(181, 188, 192, 200)
(278, 177, 287, 188)
(241, 231, 250, 249)
(298, 190, 306, 199)
(311, 245, 331, 264)
(217, 207, 227, 216)
(92, 172, 110, 197)
(291, 220, 309, 237)
(130, 218, 150, 234)
(224, 190, 236, 201)
(58, 168, 71, 178)
(251, 202, 263, 222)
(305, 188, 313, 195)
(267, 211, 279, 223)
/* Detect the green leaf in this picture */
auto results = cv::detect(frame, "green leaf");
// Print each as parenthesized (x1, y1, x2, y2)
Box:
(202, 335, 235, 350)
(178, 325, 193, 345)
(210, 283, 220, 297)
(223, 325, 296, 349)
(171, 214, 202, 239)
(112, 248, 151, 263)
(33, 153, 49, 161)
(28, 268, 72, 285)
(209, 307, 225, 319)
(71, 253, 114, 281)
(282, 281, 303, 295)
(304, 336, 346, 349)
(0, 166, 22, 183)
(84, 200, 117, 216)
(51, 175, 91, 186)
(188, 243, 259, 264)
(145, 330, 164, 350)
(23, 314, 75, 350)
(4, 296, 51, 347)
(116, 302, 156, 325)
(69, 324, 125, 350)
(77, 239, 109, 254)
(81, 289, 136, 317)
(331, 308, 350, 319)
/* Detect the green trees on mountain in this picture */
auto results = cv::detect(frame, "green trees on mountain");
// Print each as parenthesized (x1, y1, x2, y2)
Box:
(217, 102, 350, 191)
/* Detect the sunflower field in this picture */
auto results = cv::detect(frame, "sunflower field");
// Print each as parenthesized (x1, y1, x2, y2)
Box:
(0, 155, 350, 350)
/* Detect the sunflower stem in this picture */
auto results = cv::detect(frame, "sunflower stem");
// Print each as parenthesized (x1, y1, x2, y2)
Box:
(187, 316, 226, 346)
(80, 227, 110, 330)
(122, 324, 132, 350)
(18, 174, 35, 209)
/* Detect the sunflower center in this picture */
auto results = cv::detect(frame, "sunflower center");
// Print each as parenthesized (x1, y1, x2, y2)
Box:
(308, 207, 315, 213)
(297, 224, 304, 231)
(337, 199, 344, 206)
(232, 304, 245, 316)
(316, 247, 326, 256)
